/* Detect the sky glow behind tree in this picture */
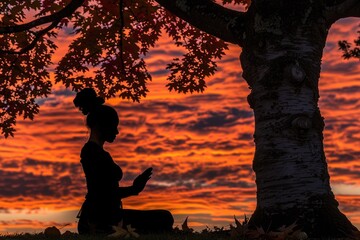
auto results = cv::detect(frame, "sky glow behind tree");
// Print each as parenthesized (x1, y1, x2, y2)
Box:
(0, 10, 359, 234)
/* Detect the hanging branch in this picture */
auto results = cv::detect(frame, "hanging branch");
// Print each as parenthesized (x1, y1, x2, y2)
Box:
(119, 0, 126, 77)
(0, 20, 59, 54)
(0, 0, 85, 55)
(0, 0, 85, 34)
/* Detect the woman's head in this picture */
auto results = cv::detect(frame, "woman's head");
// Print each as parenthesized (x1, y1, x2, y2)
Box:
(74, 88, 119, 143)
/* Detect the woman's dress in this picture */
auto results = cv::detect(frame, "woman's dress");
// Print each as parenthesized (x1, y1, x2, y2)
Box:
(77, 141, 174, 235)
(77, 141, 123, 234)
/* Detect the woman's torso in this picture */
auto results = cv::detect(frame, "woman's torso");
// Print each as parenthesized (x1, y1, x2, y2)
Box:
(80, 141, 123, 222)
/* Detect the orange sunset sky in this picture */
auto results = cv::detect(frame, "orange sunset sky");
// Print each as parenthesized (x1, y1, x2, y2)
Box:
(0, 3, 359, 234)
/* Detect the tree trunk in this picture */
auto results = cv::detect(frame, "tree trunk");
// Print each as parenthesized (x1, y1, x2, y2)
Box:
(154, 0, 360, 238)
(240, 2, 359, 238)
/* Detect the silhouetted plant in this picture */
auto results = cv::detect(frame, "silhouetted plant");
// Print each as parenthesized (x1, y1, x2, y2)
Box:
(339, 30, 360, 59)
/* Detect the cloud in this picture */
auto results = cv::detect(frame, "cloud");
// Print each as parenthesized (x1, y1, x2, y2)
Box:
(333, 184, 360, 196)
(1, 15, 360, 235)
(323, 86, 360, 95)
(134, 146, 167, 155)
(1, 161, 19, 169)
(167, 104, 194, 112)
(139, 161, 255, 191)
(182, 108, 253, 133)
(0, 169, 57, 197)
(0, 158, 84, 200)
(0, 218, 77, 234)
(330, 168, 360, 179)
(321, 94, 358, 109)
(53, 89, 76, 97)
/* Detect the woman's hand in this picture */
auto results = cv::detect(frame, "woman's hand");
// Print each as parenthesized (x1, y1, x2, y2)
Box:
(132, 167, 153, 194)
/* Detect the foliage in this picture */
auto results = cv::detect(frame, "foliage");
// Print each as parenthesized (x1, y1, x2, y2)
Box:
(0, 0, 358, 137)
(0, 222, 228, 240)
(108, 220, 140, 238)
(0, 0, 251, 137)
(229, 215, 309, 240)
(0, 216, 311, 240)
(0, 232, 230, 240)
(339, 30, 360, 60)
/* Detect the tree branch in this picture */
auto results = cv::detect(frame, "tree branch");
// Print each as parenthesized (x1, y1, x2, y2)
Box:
(0, 21, 59, 55)
(154, 0, 246, 45)
(0, 0, 85, 34)
(325, 0, 360, 25)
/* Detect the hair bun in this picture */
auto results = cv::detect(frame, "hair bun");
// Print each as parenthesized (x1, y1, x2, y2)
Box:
(73, 88, 105, 115)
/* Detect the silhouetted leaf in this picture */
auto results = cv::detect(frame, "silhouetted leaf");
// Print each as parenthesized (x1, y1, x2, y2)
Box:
(339, 35, 360, 60)
(181, 216, 194, 232)
(0, 0, 358, 137)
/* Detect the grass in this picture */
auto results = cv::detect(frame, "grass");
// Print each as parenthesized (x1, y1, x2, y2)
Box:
(0, 231, 230, 240)
(0, 219, 355, 240)
(0, 232, 355, 240)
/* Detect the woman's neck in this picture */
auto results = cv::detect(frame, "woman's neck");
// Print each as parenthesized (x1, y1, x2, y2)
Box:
(88, 130, 105, 148)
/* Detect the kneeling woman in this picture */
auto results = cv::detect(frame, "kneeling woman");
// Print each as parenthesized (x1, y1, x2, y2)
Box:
(74, 88, 173, 235)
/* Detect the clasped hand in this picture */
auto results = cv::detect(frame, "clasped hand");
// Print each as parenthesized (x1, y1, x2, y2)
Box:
(132, 167, 152, 194)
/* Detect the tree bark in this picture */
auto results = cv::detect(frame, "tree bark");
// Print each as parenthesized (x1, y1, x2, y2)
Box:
(154, 0, 360, 238)
(325, 0, 360, 25)
(240, 1, 359, 238)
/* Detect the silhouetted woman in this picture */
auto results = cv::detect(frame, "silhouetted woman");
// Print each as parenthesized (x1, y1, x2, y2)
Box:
(74, 88, 173, 235)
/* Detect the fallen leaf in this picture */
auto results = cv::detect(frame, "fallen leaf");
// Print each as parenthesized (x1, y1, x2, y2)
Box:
(291, 231, 308, 240)
(108, 220, 128, 238)
(126, 224, 140, 238)
(277, 221, 297, 235)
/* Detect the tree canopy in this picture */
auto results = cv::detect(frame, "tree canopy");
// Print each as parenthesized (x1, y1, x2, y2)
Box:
(0, 0, 244, 137)
(0, 0, 358, 137)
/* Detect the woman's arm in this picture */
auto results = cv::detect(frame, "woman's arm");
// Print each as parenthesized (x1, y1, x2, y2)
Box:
(118, 186, 138, 199)
(118, 168, 153, 198)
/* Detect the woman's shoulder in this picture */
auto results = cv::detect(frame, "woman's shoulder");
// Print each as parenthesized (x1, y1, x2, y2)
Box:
(80, 141, 104, 159)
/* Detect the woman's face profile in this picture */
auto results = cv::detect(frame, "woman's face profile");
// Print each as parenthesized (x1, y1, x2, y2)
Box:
(102, 120, 119, 143)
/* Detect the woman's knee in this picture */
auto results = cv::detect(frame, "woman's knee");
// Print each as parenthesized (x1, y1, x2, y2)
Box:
(157, 210, 174, 228)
